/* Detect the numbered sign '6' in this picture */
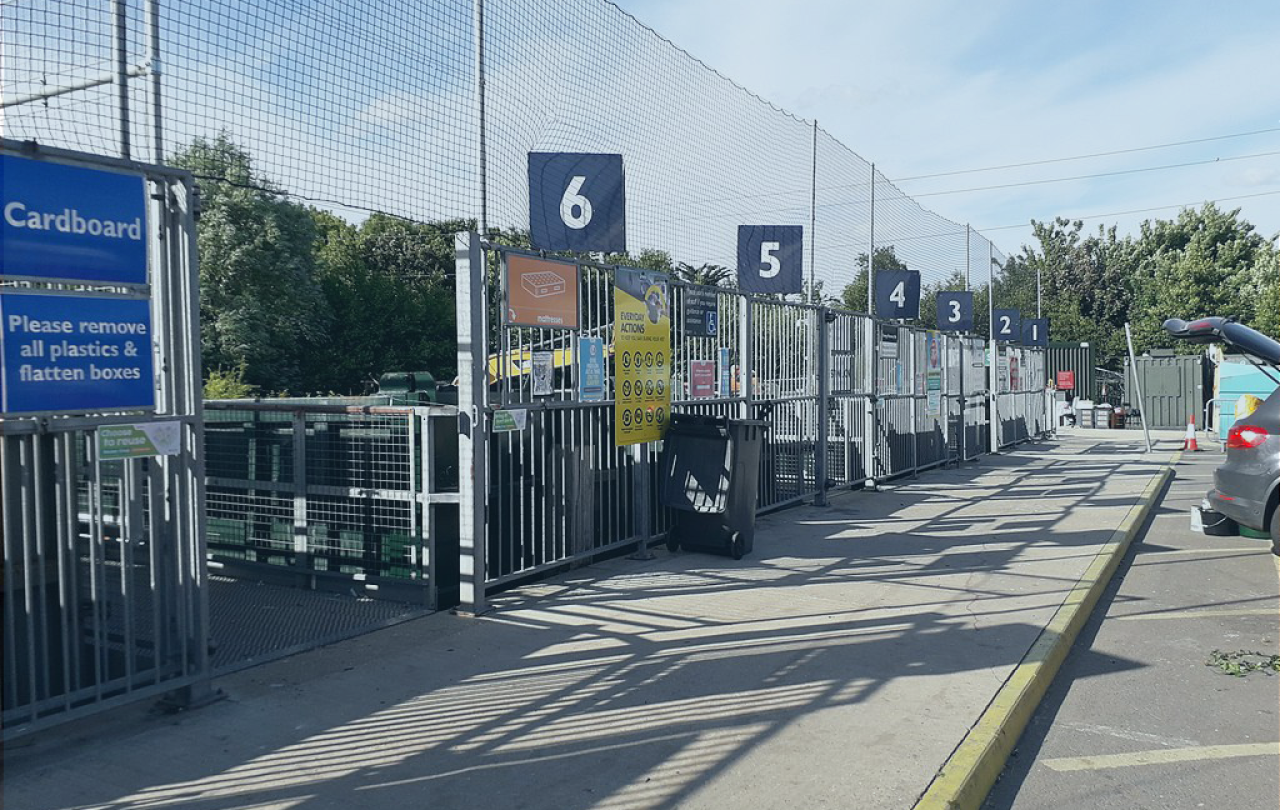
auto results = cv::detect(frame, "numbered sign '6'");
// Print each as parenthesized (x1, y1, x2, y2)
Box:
(1022, 318, 1049, 346)
(992, 308, 1021, 342)
(935, 291, 974, 332)
(737, 225, 803, 294)
(874, 269, 921, 320)
(528, 153, 626, 253)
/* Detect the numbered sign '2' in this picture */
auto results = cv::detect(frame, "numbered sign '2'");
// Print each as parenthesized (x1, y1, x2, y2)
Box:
(874, 269, 921, 320)
(528, 153, 626, 253)
(935, 291, 974, 332)
(737, 225, 803, 294)
(992, 308, 1021, 341)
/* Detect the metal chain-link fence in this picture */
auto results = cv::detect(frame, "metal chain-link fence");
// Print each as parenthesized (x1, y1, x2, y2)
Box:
(3, 0, 1018, 302)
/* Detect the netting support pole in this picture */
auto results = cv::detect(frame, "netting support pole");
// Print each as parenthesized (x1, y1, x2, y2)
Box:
(474, 0, 489, 235)
(814, 308, 830, 506)
(809, 120, 818, 305)
(964, 224, 971, 290)
(455, 232, 489, 616)
(112, 0, 131, 160)
(988, 243, 999, 454)
(865, 163, 879, 486)
(146, 0, 163, 162)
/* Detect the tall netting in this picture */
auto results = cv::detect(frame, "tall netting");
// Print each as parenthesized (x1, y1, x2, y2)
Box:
(1, 0, 1008, 299)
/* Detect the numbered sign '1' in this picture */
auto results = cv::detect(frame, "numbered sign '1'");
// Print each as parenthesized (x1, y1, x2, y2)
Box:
(936, 291, 974, 332)
(737, 225, 803, 294)
(1022, 318, 1049, 346)
(874, 269, 921, 320)
(992, 308, 1021, 342)
(528, 153, 626, 253)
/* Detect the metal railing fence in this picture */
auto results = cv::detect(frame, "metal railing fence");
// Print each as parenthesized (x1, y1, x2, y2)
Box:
(456, 234, 1046, 613)
(2, 144, 207, 741)
(203, 401, 460, 607)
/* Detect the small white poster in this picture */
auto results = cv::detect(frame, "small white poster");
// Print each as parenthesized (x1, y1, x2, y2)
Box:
(531, 351, 554, 396)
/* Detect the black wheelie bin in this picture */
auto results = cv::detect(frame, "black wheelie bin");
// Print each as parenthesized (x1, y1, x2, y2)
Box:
(659, 413, 767, 559)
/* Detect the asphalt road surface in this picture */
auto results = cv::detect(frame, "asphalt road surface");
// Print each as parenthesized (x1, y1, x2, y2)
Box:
(985, 444, 1280, 809)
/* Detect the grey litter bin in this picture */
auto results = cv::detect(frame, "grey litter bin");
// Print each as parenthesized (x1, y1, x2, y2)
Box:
(660, 414, 767, 560)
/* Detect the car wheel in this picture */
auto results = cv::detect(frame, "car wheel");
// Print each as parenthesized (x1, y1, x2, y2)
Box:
(1271, 506, 1279, 557)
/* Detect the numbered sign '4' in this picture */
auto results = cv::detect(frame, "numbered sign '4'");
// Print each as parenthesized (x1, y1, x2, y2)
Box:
(874, 269, 921, 320)
(528, 153, 626, 253)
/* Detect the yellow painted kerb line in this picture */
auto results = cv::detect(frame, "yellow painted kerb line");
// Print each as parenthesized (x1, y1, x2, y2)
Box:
(912, 452, 1180, 810)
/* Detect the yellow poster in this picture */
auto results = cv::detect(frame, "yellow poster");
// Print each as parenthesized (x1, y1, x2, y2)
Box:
(614, 267, 671, 446)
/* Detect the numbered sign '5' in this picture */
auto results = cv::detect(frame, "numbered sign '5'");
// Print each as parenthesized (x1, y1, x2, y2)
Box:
(737, 225, 803, 294)
(528, 153, 626, 253)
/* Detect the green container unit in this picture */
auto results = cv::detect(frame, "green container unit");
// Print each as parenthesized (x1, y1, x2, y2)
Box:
(1047, 342, 1096, 399)
(377, 371, 438, 405)
(1124, 350, 1209, 430)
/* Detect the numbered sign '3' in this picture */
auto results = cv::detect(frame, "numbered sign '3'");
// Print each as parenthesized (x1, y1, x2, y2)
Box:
(936, 291, 974, 332)
(737, 225, 803, 294)
(528, 153, 626, 253)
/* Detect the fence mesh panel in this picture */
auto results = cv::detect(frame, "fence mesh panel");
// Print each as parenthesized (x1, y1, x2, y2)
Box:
(2, 0, 1012, 292)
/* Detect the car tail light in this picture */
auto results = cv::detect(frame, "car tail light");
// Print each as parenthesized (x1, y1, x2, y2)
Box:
(1226, 424, 1270, 449)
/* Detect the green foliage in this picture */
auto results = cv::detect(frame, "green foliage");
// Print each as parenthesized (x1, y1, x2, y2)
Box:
(309, 213, 461, 393)
(1021, 206, 1276, 359)
(202, 365, 259, 399)
(672, 261, 734, 287)
(1206, 649, 1280, 677)
(172, 133, 331, 393)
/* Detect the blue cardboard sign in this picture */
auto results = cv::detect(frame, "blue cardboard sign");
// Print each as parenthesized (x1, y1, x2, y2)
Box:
(528, 153, 626, 253)
(1, 155, 148, 284)
(1, 293, 155, 414)
(936, 291, 974, 332)
(737, 225, 803, 294)
(992, 308, 1021, 342)
(875, 269, 921, 320)
(1022, 318, 1049, 346)
(578, 336, 606, 402)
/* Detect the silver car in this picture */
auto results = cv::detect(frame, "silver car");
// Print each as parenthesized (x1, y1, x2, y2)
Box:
(1164, 317, 1280, 554)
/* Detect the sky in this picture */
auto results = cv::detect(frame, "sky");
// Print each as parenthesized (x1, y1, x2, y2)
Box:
(611, 0, 1280, 256)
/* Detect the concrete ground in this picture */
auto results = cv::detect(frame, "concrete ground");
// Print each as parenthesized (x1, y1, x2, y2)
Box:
(5, 434, 1175, 810)
(985, 442, 1280, 809)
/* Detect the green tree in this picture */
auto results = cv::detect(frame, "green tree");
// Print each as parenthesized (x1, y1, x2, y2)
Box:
(172, 134, 331, 393)
(1128, 204, 1271, 351)
(672, 261, 734, 287)
(310, 213, 463, 392)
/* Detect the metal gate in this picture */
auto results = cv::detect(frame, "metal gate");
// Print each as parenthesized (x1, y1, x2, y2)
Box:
(456, 233, 1045, 614)
(2, 143, 208, 739)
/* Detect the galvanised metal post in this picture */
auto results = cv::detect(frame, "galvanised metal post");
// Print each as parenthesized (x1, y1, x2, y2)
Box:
(814, 308, 831, 506)
(147, 0, 162, 161)
(454, 231, 489, 615)
(740, 295, 753, 420)
(989, 246, 999, 454)
(113, 0, 131, 159)
(809, 121, 818, 305)
(865, 162, 878, 486)
(474, 0, 489, 234)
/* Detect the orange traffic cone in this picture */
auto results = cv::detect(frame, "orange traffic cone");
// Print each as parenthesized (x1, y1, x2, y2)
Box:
(1182, 415, 1199, 452)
